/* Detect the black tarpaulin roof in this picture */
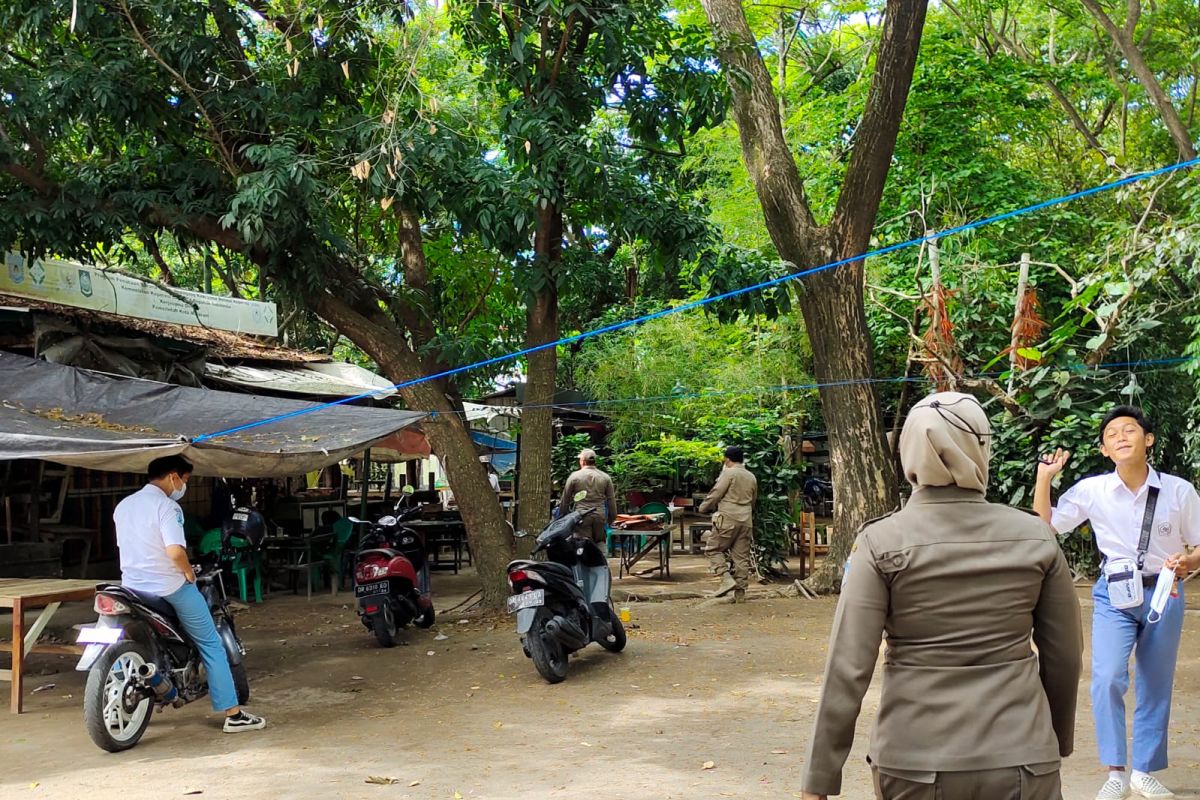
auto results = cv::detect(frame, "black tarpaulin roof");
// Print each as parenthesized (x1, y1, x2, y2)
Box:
(0, 352, 427, 476)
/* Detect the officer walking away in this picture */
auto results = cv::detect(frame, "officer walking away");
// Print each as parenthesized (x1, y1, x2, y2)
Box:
(802, 392, 1082, 800)
(558, 448, 616, 544)
(699, 446, 758, 603)
(1035, 405, 1200, 800)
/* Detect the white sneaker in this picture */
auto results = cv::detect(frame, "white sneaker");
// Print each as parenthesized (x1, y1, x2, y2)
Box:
(1095, 778, 1131, 800)
(223, 711, 266, 733)
(1131, 773, 1174, 799)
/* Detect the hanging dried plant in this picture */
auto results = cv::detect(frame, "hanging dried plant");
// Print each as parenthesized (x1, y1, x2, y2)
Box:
(921, 283, 963, 391)
(1004, 287, 1047, 370)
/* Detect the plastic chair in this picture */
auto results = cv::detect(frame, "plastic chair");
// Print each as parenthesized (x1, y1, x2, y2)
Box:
(322, 518, 355, 593)
(198, 529, 263, 604)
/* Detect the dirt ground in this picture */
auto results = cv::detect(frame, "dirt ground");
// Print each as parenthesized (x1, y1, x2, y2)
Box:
(5, 560, 1200, 800)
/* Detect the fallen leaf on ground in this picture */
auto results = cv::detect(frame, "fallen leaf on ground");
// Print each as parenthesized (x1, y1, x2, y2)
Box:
(365, 776, 401, 785)
(408, 780, 421, 787)
(702, 761, 716, 770)
(771, 749, 788, 755)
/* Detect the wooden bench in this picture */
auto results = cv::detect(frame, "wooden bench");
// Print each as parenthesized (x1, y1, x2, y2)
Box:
(0, 578, 96, 713)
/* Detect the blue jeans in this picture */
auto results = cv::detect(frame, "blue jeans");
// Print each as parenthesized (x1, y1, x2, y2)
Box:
(1091, 577, 1184, 772)
(163, 582, 239, 713)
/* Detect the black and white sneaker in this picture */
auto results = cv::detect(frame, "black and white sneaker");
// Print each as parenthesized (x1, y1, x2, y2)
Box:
(223, 711, 266, 733)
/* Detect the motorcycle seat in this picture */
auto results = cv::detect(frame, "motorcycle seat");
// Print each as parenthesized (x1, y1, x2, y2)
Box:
(123, 587, 182, 623)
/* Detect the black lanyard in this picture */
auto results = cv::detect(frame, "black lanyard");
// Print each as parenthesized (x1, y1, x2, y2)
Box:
(1136, 485, 1161, 571)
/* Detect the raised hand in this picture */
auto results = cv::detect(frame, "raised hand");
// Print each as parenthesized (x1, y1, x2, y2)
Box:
(1037, 448, 1071, 481)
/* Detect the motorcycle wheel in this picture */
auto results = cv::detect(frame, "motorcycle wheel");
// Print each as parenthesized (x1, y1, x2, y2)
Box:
(371, 609, 398, 648)
(231, 661, 251, 705)
(83, 641, 155, 752)
(599, 612, 627, 653)
(527, 608, 569, 684)
(415, 604, 436, 629)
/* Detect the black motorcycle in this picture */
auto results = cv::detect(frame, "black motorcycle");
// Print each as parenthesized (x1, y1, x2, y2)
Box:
(76, 507, 265, 752)
(351, 502, 435, 647)
(506, 505, 626, 683)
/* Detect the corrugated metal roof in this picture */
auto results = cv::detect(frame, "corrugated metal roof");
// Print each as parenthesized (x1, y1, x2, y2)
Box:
(0, 293, 327, 363)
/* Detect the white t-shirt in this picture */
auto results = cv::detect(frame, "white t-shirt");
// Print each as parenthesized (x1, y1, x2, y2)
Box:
(1051, 468, 1200, 573)
(114, 483, 189, 596)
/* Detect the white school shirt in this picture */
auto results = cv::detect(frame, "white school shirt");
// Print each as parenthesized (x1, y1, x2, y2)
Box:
(114, 483, 189, 596)
(1051, 468, 1200, 573)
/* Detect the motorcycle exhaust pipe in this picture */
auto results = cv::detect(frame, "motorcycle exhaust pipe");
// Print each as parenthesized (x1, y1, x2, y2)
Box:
(136, 663, 179, 704)
(544, 615, 588, 650)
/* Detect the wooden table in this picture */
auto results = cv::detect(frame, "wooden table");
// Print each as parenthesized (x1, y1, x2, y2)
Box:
(609, 528, 671, 579)
(0, 578, 96, 714)
(405, 520, 469, 574)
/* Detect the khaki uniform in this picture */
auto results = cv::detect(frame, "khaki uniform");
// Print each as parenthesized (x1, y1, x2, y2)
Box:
(699, 464, 757, 589)
(559, 466, 616, 544)
(802, 487, 1083, 798)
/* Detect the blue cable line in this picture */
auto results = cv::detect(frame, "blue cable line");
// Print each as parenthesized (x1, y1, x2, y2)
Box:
(439, 354, 1198, 415)
(194, 157, 1200, 442)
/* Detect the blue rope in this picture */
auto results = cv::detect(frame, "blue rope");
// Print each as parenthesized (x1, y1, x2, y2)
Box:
(194, 157, 1200, 442)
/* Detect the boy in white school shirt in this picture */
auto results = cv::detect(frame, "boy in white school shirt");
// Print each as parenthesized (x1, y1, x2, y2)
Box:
(1035, 406, 1200, 800)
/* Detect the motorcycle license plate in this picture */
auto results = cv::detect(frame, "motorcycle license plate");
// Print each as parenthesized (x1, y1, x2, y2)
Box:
(506, 589, 544, 614)
(355, 580, 389, 598)
(77, 626, 123, 645)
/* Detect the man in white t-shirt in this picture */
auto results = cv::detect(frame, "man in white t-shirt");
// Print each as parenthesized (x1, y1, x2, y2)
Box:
(114, 455, 265, 734)
(1035, 406, 1200, 800)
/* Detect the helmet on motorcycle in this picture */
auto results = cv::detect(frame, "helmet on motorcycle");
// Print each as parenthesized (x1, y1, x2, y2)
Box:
(222, 507, 267, 548)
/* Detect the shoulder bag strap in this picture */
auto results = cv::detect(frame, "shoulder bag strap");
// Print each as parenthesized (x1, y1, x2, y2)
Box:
(1136, 485, 1161, 571)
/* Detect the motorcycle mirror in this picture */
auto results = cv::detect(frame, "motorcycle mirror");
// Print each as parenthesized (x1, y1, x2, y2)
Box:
(402, 485, 415, 495)
(573, 490, 588, 503)
(513, 529, 531, 539)
(347, 517, 368, 524)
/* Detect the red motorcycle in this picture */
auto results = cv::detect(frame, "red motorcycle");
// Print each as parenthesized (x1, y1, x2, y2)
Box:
(352, 504, 435, 647)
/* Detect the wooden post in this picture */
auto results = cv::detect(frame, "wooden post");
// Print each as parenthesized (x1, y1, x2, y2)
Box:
(1008, 252, 1031, 392)
(359, 449, 372, 521)
(10, 598, 23, 714)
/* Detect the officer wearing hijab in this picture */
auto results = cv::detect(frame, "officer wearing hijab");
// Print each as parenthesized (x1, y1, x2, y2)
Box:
(801, 392, 1083, 800)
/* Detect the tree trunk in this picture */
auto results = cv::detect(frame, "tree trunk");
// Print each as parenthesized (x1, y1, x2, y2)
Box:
(701, 0, 927, 590)
(795, 235, 901, 590)
(313, 293, 515, 609)
(518, 206, 562, 536)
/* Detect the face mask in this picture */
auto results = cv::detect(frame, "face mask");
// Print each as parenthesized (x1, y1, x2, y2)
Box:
(170, 475, 188, 502)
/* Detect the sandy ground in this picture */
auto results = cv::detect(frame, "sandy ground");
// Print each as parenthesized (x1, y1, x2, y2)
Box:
(4, 559, 1200, 800)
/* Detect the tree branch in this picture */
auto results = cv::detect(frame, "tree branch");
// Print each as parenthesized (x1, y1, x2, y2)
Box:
(113, 0, 242, 175)
(140, 233, 176, 286)
(699, 0, 820, 251)
(831, 0, 931, 245)
(1079, 0, 1197, 159)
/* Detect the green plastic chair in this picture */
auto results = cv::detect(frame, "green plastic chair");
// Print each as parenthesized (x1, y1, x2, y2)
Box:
(322, 518, 355, 592)
(198, 529, 263, 604)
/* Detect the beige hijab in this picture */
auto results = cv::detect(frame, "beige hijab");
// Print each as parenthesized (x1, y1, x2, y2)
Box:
(900, 391, 990, 492)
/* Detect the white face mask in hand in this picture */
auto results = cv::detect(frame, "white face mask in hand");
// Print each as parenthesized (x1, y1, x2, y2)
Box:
(169, 475, 188, 502)
(1148, 566, 1177, 624)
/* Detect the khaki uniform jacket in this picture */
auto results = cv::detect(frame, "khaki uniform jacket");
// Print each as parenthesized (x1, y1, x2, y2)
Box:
(803, 487, 1083, 796)
(699, 464, 757, 523)
(559, 467, 616, 524)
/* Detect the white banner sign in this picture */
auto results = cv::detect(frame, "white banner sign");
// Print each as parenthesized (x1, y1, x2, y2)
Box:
(1, 252, 277, 337)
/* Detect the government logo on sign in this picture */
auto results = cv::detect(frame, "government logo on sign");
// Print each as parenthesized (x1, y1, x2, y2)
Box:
(29, 259, 46, 285)
(78, 269, 93, 297)
(7, 253, 24, 284)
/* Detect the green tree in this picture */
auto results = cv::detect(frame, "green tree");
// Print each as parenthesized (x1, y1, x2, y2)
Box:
(449, 0, 726, 536)
(0, 0, 523, 606)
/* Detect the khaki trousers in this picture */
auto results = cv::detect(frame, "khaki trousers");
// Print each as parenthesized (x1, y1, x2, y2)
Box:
(872, 764, 1061, 800)
(703, 512, 752, 589)
(572, 514, 607, 545)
